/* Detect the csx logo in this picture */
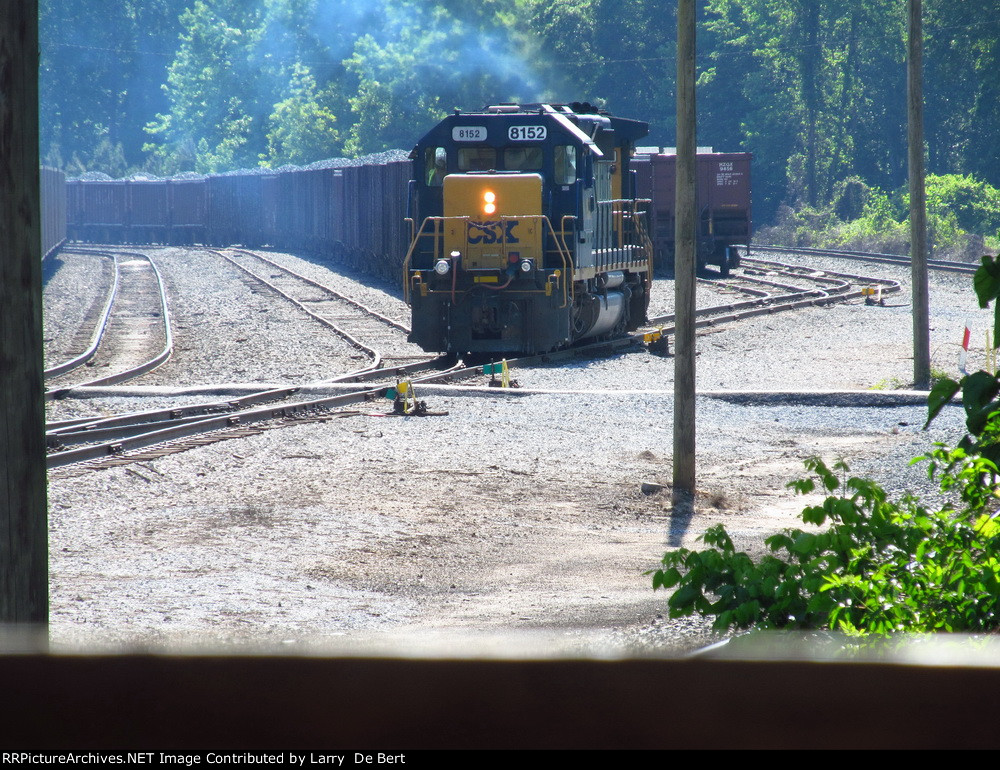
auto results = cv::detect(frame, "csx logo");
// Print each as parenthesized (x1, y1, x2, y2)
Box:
(467, 220, 520, 244)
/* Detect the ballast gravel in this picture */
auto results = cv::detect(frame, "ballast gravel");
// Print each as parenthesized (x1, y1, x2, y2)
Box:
(43, 246, 982, 654)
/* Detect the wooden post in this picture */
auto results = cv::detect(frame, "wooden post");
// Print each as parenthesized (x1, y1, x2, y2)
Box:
(0, 0, 49, 626)
(908, 0, 930, 390)
(673, 0, 697, 511)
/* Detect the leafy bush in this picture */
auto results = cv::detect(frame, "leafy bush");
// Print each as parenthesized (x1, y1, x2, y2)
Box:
(652, 255, 1000, 635)
(757, 174, 1000, 259)
(925, 174, 1000, 237)
(652, 452, 1000, 635)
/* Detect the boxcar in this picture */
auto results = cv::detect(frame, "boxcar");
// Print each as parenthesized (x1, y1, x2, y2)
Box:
(633, 150, 752, 275)
(206, 173, 277, 247)
(68, 180, 128, 244)
(128, 180, 170, 244)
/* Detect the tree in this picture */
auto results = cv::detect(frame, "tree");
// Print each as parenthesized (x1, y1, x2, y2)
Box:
(146, 0, 265, 173)
(924, 0, 1000, 187)
(700, 0, 906, 219)
(343, 0, 529, 155)
(264, 62, 340, 165)
(523, 0, 678, 143)
(40, 0, 181, 172)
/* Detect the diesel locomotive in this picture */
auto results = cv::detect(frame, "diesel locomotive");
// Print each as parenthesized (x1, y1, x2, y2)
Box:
(403, 103, 654, 355)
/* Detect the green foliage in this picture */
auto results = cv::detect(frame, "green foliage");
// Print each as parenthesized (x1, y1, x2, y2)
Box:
(760, 176, 1000, 259)
(40, 0, 1000, 195)
(40, 0, 182, 174)
(926, 255, 1000, 468)
(652, 453, 1000, 635)
(343, 1, 532, 156)
(523, 0, 678, 140)
(653, 255, 1000, 636)
(925, 175, 1000, 238)
(263, 63, 340, 166)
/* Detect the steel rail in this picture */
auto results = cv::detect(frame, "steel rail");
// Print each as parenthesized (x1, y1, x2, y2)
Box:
(45, 355, 456, 449)
(212, 248, 385, 372)
(47, 363, 465, 468)
(48, 256, 896, 468)
(747, 244, 978, 274)
(228, 248, 411, 333)
(45, 251, 173, 400)
(44, 249, 120, 378)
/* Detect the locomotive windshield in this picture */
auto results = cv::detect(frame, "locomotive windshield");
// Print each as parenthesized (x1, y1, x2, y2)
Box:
(457, 147, 496, 171)
(425, 147, 447, 186)
(554, 146, 577, 184)
(504, 147, 543, 171)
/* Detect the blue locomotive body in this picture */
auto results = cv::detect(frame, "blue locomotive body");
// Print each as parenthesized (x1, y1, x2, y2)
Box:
(404, 103, 653, 355)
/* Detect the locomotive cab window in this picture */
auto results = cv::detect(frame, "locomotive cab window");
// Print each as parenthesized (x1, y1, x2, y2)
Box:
(458, 147, 496, 172)
(555, 146, 577, 185)
(504, 146, 543, 171)
(425, 147, 447, 186)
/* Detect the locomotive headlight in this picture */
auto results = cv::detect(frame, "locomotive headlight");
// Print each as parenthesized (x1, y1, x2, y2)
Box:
(434, 259, 451, 276)
(519, 259, 534, 274)
(483, 190, 497, 215)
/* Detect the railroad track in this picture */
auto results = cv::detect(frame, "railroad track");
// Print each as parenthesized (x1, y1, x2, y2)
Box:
(47, 246, 458, 470)
(44, 248, 119, 378)
(644, 256, 900, 336)
(47, 253, 895, 471)
(748, 244, 979, 274)
(44, 248, 172, 400)
(214, 248, 429, 374)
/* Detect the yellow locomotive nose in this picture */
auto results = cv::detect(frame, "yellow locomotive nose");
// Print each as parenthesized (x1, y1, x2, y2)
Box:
(442, 173, 542, 270)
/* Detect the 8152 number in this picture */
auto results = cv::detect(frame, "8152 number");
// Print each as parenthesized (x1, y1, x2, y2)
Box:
(508, 126, 547, 141)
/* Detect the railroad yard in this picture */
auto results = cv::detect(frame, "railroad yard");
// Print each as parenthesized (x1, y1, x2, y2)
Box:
(43, 246, 981, 652)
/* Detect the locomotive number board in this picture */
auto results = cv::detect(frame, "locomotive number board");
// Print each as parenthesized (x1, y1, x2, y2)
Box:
(508, 126, 547, 141)
(452, 126, 488, 141)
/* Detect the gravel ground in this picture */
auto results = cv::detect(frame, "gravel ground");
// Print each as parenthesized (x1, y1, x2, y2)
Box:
(43, 249, 113, 367)
(42, 246, 981, 654)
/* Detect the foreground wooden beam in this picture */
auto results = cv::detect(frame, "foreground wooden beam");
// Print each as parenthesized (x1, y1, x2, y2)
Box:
(2, 648, 1000, 749)
(0, 0, 48, 625)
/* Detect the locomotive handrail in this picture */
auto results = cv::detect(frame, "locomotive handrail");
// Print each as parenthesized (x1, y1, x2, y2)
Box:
(403, 215, 573, 308)
(541, 216, 573, 308)
(402, 217, 442, 304)
(558, 215, 577, 245)
(589, 198, 653, 281)
(631, 198, 655, 281)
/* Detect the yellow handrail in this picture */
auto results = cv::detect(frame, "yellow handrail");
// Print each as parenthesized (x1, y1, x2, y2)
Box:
(402, 214, 575, 308)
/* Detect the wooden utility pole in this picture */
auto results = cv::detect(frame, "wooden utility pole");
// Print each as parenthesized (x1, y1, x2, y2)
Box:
(1, 0, 49, 626)
(908, 0, 930, 390)
(674, 0, 697, 511)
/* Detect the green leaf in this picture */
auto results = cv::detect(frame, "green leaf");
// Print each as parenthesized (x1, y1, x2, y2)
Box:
(961, 372, 1000, 433)
(974, 255, 1000, 309)
(789, 532, 818, 556)
(788, 477, 815, 495)
(657, 567, 682, 589)
(925, 377, 961, 428)
(668, 584, 700, 611)
(802, 506, 827, 526)
(765, 533, 794, 552)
